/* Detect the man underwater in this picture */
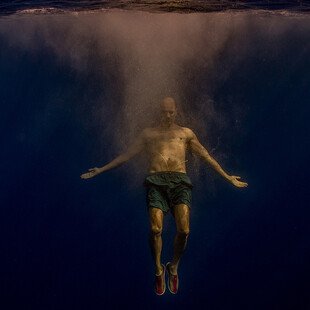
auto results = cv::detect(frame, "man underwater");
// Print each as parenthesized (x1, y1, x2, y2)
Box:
(80, 97, 248, 295)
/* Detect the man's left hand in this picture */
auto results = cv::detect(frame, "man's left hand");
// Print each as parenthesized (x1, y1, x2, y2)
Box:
(229, 175, 248, 188)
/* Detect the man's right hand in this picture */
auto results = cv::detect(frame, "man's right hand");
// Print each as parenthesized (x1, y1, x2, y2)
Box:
(80, 167, 101, 179)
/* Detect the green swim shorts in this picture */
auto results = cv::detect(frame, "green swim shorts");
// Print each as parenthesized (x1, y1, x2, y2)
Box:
(144, 172, 193, 213)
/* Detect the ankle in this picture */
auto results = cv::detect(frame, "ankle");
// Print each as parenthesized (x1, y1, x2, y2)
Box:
(155, 264, 163, 275)
(169, 262, 178, 275)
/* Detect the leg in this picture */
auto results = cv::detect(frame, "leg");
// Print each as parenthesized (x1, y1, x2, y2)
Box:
(148, 207, 164, 275)
(170, 204, 190, 274)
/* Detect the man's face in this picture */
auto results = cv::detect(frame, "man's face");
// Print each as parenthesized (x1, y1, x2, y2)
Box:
(160, 98, 177, 126)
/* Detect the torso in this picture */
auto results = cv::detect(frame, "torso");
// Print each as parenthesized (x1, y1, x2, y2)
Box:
(143, 125, 191, 173)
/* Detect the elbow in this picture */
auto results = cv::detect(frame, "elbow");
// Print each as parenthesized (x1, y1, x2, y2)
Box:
(203, 154, 212, 162)
(119, 153, 131, 163)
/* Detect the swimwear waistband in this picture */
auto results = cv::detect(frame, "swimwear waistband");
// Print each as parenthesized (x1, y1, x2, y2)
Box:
(148, 171, 187, 175)
(144, 171, 193, 188)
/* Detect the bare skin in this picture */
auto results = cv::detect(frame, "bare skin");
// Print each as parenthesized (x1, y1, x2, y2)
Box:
(81, 97, 248, 288)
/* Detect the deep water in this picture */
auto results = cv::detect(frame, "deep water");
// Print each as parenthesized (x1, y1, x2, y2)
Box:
(1, 9, 310, 310)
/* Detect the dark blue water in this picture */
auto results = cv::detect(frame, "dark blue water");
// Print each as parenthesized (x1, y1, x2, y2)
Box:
(1, 8, 310, 310)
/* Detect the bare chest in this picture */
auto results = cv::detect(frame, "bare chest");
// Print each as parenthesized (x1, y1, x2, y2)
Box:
(147, 130, 186, 145)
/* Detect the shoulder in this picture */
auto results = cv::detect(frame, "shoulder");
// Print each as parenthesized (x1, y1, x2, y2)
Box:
(140, 127, 157, 138)
(180, 127, 196, 139)
(142, 127, 157, 134)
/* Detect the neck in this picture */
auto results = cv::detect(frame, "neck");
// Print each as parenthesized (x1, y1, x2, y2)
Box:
(160, 122, 176, 129)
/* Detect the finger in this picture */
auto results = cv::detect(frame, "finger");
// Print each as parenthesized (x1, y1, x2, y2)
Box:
(88, 168, 94, 171)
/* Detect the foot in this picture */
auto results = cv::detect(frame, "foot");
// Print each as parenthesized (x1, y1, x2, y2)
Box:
(166, 262, 179, 294)
(154, 264, 166, 295)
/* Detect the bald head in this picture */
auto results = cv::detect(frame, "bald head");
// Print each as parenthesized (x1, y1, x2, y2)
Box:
(160, 97, 176, 110)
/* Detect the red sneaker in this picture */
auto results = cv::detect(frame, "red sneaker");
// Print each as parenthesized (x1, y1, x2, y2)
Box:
(154, 264, 166, 295)
(166, 262, 179, 294)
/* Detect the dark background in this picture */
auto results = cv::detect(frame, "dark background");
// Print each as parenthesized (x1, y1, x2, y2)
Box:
(1, 7, 310, 310)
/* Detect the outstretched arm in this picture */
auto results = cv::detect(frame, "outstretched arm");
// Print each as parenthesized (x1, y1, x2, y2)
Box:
(80, 131, 145, 179)
(188, 129, 248, 188)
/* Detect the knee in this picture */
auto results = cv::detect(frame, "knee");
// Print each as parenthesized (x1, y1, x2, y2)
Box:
(150, 225, 162, 236)
(177, 227, 190, 238)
